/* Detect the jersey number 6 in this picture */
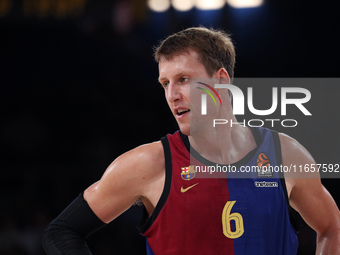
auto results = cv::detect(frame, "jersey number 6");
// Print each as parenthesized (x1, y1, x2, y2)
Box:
(222, 201, 244, 239)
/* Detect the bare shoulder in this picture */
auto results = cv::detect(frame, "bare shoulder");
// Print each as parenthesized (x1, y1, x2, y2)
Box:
(100, 140, 165, 186)
(279, 132, 315, 165)
(278, 132, 319, 199)
(118, 140, 165, 175)
(84, 141, 165, 223)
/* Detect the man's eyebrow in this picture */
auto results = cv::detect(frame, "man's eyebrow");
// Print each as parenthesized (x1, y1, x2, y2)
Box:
(158, 77, 165, 83)
(175, 72, 186, 78)
(157, 77, 167, 87)
(158, 72, 189, 84)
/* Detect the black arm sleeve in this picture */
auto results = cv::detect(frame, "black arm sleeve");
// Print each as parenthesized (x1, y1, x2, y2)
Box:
(42, 193, 106, 255)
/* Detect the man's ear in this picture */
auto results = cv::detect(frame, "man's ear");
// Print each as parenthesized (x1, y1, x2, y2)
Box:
(215, 68, 230, 84)
(215, 68, 232, 101)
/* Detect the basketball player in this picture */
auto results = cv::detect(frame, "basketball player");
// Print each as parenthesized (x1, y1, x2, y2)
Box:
(42, 27, 340, 254)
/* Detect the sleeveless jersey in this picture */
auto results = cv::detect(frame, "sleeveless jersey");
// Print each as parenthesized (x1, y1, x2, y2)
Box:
(138, 127, 299, 255)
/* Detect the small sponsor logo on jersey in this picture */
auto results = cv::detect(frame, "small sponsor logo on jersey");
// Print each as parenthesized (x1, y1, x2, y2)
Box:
(257, 152, 270, 168)
(181, 165, 196, 181)
(256, 152, 273, 177)
(254, 181, 278, 188)
(181, 183, 199, 193)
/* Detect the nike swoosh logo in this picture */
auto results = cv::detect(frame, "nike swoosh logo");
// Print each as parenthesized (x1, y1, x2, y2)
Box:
(181, 183, 199, 193)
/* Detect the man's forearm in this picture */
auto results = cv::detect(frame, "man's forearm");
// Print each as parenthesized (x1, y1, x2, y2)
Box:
(42, 223, 92, 255)
(316, 230, 340, 255)
(42, 193, 106, 255)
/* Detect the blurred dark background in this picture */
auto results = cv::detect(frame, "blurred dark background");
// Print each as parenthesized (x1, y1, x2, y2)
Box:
(0, 0, 339, 254)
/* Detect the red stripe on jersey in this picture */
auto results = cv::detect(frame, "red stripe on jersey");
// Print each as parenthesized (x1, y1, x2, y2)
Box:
(141, 131, 235, 254)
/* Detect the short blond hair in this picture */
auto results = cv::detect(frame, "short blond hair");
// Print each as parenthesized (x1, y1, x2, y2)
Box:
(154, 27, 236, 78)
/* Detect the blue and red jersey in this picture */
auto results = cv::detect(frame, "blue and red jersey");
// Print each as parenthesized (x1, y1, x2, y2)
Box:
(139, 127, 299, 255)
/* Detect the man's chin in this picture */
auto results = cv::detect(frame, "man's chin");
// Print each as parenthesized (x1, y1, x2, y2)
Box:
(179, 125, 190, 136)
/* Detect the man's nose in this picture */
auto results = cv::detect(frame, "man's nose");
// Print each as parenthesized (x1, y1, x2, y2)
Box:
(167, 83, 181, 102)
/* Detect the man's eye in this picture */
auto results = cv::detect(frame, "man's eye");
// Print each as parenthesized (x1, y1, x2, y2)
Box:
(162, 81, 169, 88)
(181, 78, 189, 83)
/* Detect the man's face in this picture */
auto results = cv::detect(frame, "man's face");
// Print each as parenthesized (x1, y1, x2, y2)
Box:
(158, 49, 211, 136)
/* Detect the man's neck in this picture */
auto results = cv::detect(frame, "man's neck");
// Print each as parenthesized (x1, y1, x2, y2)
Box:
(188, 119, 257, 165)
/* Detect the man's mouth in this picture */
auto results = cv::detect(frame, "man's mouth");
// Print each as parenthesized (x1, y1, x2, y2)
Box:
(177, 108, 190, 116)
(175, 107, 190, 117)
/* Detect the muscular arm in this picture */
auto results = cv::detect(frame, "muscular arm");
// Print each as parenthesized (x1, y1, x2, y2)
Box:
(42, 141, 165, 254)
(280, 133, 340, 255)
(84, 141, 165, 223)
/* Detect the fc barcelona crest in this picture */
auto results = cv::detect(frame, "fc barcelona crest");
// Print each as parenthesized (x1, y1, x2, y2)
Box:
(181, 165, 196, 181)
